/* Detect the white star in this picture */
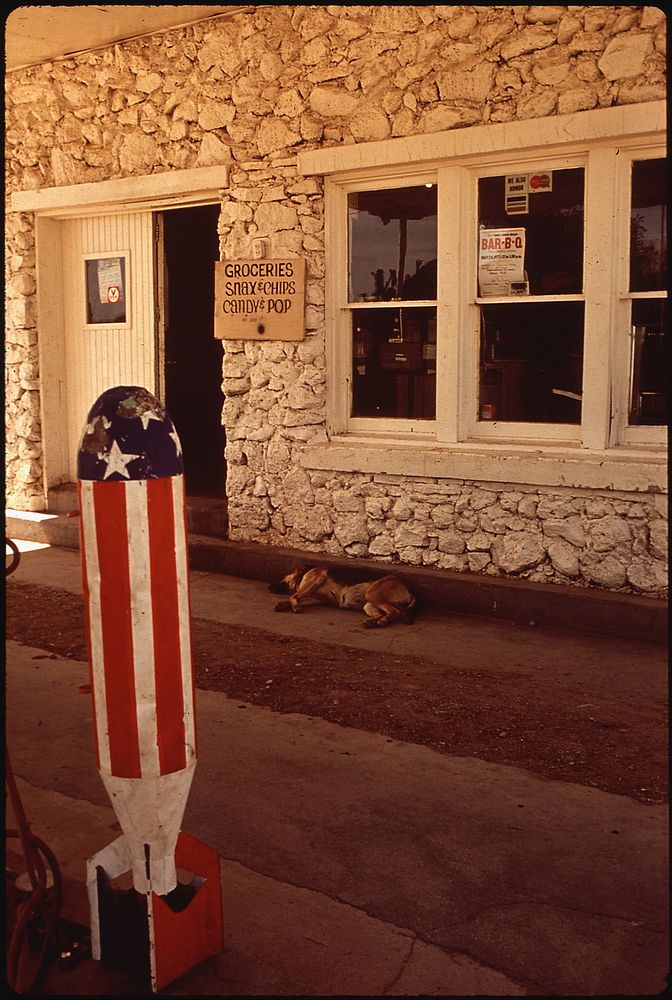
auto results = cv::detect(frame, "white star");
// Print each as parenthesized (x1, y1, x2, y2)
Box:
(138, 409, 163, 430)
(100, 439, 141, 479)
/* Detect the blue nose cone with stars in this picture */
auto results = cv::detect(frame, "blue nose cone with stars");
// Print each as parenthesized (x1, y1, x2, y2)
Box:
(77, 386, 183, 481)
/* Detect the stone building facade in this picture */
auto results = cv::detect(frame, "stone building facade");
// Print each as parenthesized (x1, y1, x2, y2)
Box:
(5, 6, 668, 597)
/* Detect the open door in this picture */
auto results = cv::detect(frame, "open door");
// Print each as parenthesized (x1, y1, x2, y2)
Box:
(159, 205, 225, 498)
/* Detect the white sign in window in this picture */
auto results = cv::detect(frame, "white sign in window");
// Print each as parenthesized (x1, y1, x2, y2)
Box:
(478, 228, 526, 297)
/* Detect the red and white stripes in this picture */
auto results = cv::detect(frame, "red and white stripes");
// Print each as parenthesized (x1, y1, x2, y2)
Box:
(78, 475, 197, 780)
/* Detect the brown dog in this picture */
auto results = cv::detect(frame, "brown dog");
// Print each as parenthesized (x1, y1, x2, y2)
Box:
(269, 565, 416, 628)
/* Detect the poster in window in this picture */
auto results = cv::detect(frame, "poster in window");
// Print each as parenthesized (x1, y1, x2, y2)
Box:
(478, 228, 526, 297)
(85, 256, 127, 324)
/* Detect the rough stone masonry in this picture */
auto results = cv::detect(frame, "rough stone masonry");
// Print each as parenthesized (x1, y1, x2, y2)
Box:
(4, 5, 668, 596)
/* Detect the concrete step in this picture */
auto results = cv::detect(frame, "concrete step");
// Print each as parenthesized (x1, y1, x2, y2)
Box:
(6, 509, 80, 549)
(41, 484, 229, 538)
(46, 483, 78, 515)
(184, 496, 228, 538)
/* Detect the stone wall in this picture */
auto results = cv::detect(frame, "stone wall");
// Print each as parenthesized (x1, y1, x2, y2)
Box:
(232, 464, 668, 594)
(4, 5, 668, 592)
(5, 213, 42, 510)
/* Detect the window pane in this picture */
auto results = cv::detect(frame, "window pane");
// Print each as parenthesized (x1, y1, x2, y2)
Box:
(479, 302, 584, 424)
(630, 159, 667, 292)
(629, 299, 668, 425)
(352, 307, 436, 419)
(478, 168, 584, 295)
(348, 186, 437, 302)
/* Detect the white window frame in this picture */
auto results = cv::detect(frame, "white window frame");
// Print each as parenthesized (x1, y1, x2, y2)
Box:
(301, 103, 667, 493)
(463, 151, 588, 446)
(611, 146, 667, 449)
(328, 167, 439, 439)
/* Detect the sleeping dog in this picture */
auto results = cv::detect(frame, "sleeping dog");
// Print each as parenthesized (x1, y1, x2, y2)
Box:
(269, 565, 416, 628)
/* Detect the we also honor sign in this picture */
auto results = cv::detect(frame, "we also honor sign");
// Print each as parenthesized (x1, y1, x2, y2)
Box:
(214, 258, 305, 341)
(505, 171, 553, 215)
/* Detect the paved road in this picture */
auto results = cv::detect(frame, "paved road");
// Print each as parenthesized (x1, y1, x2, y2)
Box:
(5, 543, 669, 995)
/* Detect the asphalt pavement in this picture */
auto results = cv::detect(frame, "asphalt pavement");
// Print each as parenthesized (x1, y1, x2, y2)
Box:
(5, 542, 670, 996)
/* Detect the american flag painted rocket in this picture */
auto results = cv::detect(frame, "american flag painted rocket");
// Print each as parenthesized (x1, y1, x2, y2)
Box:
(77, 386, 197, 898)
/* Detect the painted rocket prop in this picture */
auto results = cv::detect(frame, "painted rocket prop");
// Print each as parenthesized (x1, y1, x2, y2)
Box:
(77, 386, 222, 991)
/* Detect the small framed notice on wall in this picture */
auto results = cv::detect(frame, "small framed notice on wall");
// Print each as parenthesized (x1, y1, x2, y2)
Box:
(214, 258, 305, 341)
(85, 253, 129, 325)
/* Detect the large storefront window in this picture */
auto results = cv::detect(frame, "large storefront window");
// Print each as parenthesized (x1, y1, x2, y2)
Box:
(477, 168, 585, 424)
(628, 158, 667, 426)
(319, 107, 666, 453)
(348, 185, 437, 419)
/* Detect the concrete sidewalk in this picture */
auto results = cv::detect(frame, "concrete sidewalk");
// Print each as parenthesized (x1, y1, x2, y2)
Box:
(5, 544, 670, 996)
(6, 507, 668, 642)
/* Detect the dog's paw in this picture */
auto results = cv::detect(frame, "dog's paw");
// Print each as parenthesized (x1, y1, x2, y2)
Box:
(362, 618, 378, 628)
(274, 600, 291, 612)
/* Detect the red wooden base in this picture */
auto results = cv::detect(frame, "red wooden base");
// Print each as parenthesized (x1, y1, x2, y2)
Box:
(151, 831, 223, 991)
(89, 831, 223, 992)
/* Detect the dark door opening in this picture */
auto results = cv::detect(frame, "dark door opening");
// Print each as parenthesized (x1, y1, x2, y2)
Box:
(162, 204, 225, 498)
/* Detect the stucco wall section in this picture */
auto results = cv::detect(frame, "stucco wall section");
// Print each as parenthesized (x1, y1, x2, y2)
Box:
(4, 5, 668, 593)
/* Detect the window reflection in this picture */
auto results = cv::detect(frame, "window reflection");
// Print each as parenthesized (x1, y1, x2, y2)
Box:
(629, 299, 668, 425)
(628, 159, 667, 426)
(348, 186, 437, 302)
(352, 307, 436, 419)
(479, 303, 584, 424)
(630, 159, 667, 292)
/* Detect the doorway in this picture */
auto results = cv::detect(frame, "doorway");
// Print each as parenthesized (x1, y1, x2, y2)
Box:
(161, 204, 225, 498)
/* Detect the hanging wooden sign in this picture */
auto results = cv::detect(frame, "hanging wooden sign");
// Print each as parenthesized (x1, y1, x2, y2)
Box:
(214, 258, 305, 341)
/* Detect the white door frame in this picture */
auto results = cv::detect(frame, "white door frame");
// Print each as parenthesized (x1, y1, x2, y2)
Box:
(10, 165, 227, 502)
